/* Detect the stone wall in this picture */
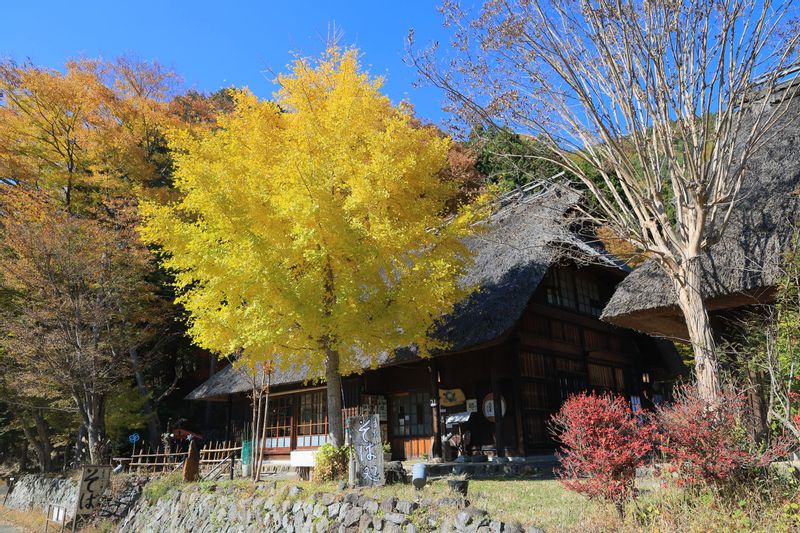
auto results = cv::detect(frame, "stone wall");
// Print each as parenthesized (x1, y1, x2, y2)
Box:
(118, 483, 542, 533)
(2, 473, 146, 522)
(3, 474, 78, 517)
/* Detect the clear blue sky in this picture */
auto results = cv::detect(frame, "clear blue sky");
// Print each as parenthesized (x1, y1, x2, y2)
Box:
(2, 0, 453, 125)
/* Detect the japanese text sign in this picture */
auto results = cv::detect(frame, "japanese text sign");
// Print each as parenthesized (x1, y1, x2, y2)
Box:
(347, 414, 384, 487)
(75, 465, 112, 516)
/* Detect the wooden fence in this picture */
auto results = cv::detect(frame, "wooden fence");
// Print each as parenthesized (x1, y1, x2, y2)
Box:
(127, 441, 242, 475)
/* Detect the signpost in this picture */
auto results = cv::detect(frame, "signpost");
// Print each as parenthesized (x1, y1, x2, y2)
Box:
(347, 414, 385, 487)
(70, 464, 112, 531)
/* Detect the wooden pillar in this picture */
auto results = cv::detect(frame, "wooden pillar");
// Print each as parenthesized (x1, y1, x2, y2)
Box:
(225, 394, 233, 441)
(429, 364, 442, 459)
(511, 348, 526, 456)
(491, 365, 505, 457)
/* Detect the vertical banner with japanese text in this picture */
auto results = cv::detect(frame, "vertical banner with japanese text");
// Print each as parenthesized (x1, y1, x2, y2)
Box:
(347, 414, 385, 487)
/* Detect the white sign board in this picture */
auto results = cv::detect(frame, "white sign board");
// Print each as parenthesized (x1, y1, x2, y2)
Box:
(75, 465, 112, 516)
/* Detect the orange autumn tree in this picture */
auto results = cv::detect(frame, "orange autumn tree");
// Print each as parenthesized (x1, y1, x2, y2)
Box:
(0, 58, 182, 209)
(0, 193, 157, 464)
(140, 47, 488, 446)
(0, 58, 183, 463)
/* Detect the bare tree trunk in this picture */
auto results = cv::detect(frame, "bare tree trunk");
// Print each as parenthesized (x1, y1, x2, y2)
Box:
(76, 393, 108, 464)
(75, 424, 87, 465)
(256, 386, 269, 481)
(21, 423, 52, 472)
(674, 258, 721, 402)
(325, 345, 344, 447)
(32, 411, 53, 469)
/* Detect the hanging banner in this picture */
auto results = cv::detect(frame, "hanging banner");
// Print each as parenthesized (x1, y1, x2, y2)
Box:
(439, 388, 466, 407)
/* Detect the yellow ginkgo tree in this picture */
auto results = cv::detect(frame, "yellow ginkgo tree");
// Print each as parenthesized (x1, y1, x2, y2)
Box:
(139, 46, 487, 445)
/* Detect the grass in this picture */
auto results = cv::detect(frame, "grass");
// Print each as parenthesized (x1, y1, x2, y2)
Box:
(0, 506, 43, 533)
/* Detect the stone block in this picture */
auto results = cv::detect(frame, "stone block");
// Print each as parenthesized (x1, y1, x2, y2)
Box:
(380, 496, 397, 513)
(358, 512, 373, 530)
(344, 507, 362, 527)
(362, 498, 379, 515)
(395, 500, 418, 514)
(384, 512, 409, 526)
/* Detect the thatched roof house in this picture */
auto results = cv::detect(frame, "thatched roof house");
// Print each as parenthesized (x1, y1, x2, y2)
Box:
(602, 96, 800, 338)
(187, 185, 625, 401)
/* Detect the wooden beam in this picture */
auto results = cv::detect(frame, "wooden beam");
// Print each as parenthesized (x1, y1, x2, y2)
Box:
(428, 363, 442, 459)
(491, 365, 505, 458)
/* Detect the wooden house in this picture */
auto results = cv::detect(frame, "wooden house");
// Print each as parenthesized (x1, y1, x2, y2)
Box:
(186, 186, 683, 461)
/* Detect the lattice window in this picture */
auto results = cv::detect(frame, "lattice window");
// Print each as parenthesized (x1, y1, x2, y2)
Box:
(297, 390, 329, 448)
(588, 363, 615, 389)
(521, 382, 549, 409)
(545, 269, 603, 317)
(390, 392, 431, 437)
(575, 275, 603, 317)
(263, 396, 293, 449)
(519, 352, 547, 378)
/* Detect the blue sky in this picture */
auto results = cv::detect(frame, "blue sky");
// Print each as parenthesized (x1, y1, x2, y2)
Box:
(2, 0, 453, 125)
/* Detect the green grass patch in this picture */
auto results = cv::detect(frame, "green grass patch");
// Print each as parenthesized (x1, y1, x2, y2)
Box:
(141, 472, 185, 505)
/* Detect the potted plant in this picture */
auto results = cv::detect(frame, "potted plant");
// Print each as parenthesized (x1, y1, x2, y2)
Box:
(446, 474, 469, 497)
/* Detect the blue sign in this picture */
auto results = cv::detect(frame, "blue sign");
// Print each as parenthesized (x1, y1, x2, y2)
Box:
(128, 432, 141, 444)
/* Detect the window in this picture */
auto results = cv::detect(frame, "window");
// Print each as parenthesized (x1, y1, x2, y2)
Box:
(390, 392, 432, 437)
(575, 276, 603, 317)
(263, 396, 293, 449)
(545, 269, 603, 317)
(297, 390, 328, 447)
(546, 269, 576, 310)
(521, 382, 549, 409)
(519, 352, 547, 378)
(588, 363, 626, 392)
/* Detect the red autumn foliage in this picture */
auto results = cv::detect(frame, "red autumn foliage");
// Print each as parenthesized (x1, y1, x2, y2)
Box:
(550, 392, 656, 504)
(657, 385, 792, 486)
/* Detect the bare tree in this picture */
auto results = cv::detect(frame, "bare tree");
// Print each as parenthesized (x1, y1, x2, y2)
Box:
(411, 0, 799, 401)
(0, 193, 158, 464)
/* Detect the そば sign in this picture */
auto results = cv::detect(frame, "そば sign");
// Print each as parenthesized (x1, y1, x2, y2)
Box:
(347, 414, 384, 486)
(75, 465, 112, 515)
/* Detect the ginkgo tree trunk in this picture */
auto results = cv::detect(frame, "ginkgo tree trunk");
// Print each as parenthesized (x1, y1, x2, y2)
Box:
(140, 46, 487, 446)
(412, 0, 799, 401)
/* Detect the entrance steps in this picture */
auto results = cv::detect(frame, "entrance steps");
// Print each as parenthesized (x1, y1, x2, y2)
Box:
(257, 461, 301, 481)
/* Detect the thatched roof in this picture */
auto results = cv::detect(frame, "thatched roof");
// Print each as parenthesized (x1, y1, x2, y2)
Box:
(602, 96, 800, 335)
(187, 185, 617, 400)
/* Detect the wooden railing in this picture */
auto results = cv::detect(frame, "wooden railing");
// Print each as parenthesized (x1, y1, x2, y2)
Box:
(128, 441, 242, 474)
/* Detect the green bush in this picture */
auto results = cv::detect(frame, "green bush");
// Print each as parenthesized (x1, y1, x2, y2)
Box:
(314, 443, 350, 482)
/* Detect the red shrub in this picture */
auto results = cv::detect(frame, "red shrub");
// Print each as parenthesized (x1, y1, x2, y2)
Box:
(657, 385, 791, 486)
(550, 392, 656, 505)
